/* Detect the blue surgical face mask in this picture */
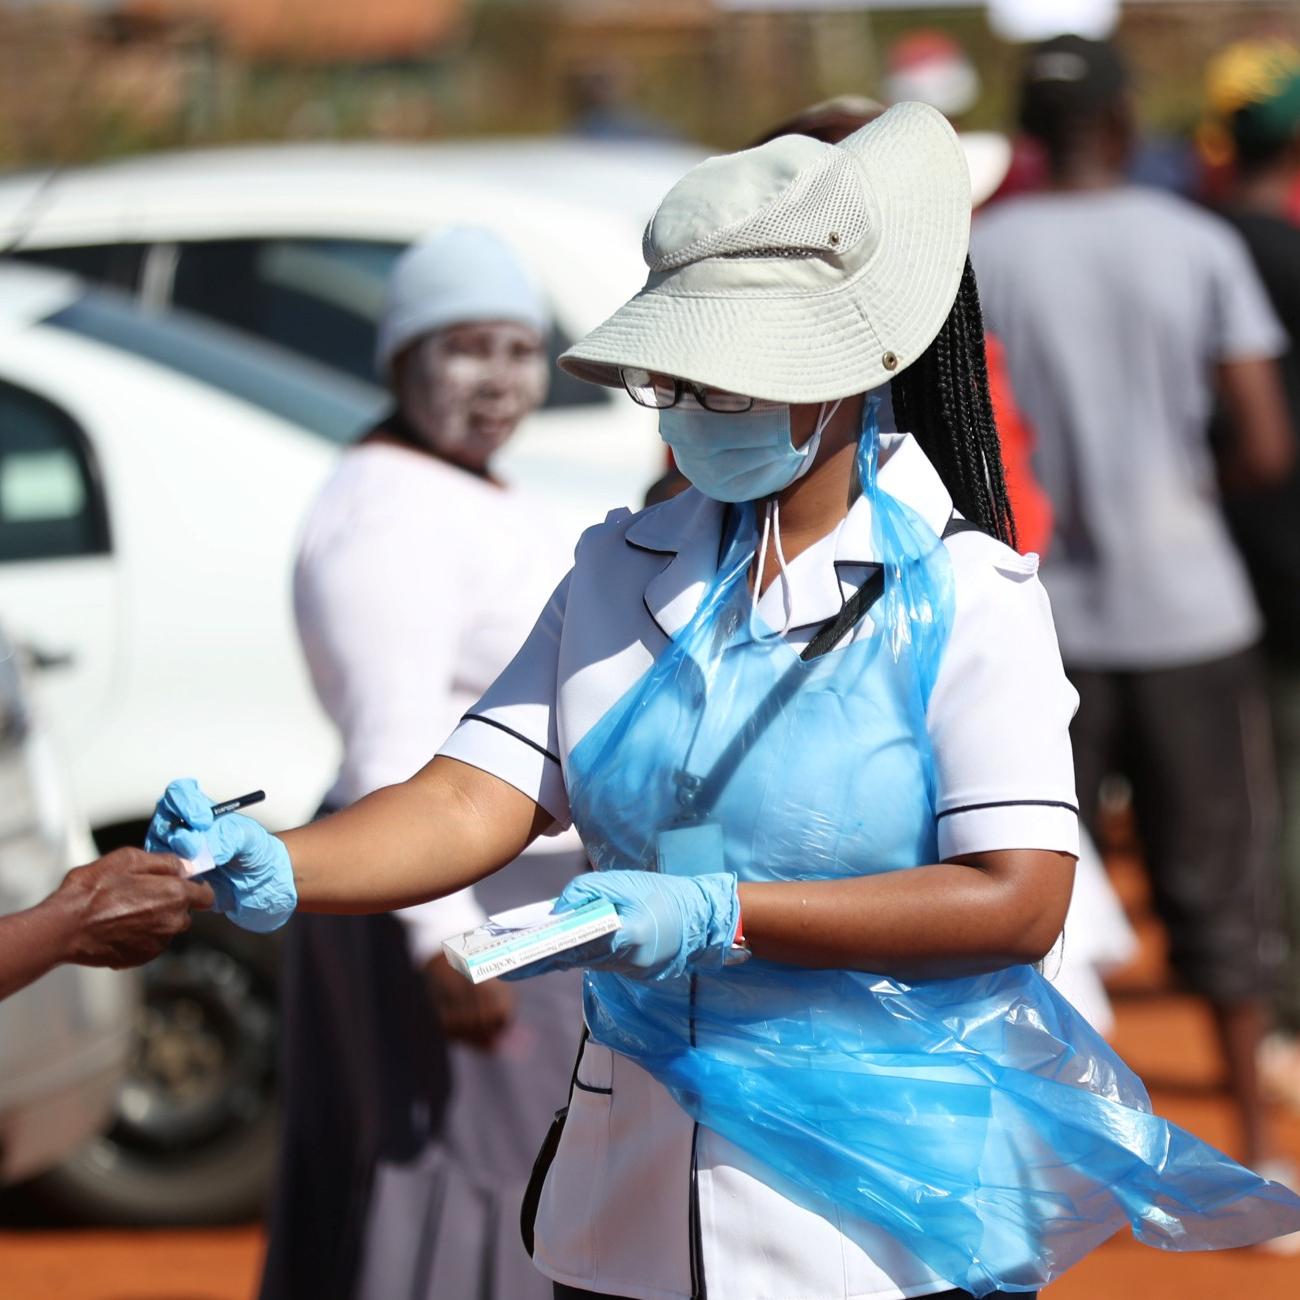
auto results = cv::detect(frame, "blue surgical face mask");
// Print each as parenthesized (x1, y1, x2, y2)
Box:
(659, 400, 838, 503)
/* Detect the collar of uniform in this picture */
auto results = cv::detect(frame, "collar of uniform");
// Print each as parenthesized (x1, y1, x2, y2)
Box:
(627, 487, 727, 641)
(835, 432, 955, 562)
(626, 433, 953, 641)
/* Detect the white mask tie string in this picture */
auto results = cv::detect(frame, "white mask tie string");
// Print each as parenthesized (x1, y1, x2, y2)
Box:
(751, 499, 773, 631)
(749, 398, 843, 639)
(750, 497, 797, 640)
(772, 497, 795, 637)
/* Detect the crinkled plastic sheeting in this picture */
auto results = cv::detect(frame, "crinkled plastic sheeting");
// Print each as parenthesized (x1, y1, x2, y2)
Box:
(565, 404, 1300, 1294)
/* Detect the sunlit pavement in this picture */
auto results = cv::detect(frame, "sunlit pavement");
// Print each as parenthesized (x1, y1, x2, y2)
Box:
(0, 1224, 262, 1300)
(2, 850, 1298, 1298)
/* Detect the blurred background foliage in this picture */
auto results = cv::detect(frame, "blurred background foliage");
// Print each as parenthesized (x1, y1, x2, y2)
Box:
(1, 1, 1298, 166)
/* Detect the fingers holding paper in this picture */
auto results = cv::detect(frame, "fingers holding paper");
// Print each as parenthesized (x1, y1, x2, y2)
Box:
(496, 870, 741, 983)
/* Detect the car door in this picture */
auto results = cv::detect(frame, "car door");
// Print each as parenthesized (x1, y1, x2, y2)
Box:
(0, 378, 119, 745)
(0, 624, 135, 1187)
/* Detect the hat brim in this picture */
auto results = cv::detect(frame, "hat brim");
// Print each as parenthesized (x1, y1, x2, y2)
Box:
(559, 101, 971, 404)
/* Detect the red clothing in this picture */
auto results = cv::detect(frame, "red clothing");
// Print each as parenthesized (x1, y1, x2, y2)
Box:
(985, 330, 1053, 556)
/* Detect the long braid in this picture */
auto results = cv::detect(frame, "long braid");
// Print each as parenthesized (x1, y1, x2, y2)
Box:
(892, 259, 1017, 550)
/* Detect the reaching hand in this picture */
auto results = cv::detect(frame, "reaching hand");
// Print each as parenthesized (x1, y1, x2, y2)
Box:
(146, 778, 296, 933)
(57, 847, 214, 969)
(425, 953, 517, 1049)
(504, 870, 741, 982)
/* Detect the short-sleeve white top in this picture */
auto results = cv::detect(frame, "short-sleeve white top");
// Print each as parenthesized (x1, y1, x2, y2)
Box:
(293, 439, 582, 956)
(438, 432, 1080, 1300)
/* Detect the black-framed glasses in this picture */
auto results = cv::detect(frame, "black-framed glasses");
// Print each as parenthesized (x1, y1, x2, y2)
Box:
(620, 367, 755, 414)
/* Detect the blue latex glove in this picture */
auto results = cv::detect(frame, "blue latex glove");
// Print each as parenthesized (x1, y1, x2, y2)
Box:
(145, 778, 296, 933)
(505, 869, 741, 982)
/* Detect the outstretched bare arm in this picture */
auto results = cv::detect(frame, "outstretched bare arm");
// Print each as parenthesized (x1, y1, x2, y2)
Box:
(282, 756, 553, 913)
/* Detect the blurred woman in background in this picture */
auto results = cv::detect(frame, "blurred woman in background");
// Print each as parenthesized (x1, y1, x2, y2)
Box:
(259, 228, 585, 1300)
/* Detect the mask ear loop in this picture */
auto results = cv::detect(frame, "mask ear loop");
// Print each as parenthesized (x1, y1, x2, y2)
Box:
(749, 497, 796, 640)
(750, 502, 774, 633)
(751, 398, 844, 640)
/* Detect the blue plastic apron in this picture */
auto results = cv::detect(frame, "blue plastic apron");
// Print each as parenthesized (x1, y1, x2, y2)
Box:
(564, 415, 1300, 1295)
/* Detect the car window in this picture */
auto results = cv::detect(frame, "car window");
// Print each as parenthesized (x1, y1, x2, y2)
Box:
(12, 243, 147, 293)
(0, 379, 109, 562)
(45, 292, 384, 445)
(170, 237, 608, 410)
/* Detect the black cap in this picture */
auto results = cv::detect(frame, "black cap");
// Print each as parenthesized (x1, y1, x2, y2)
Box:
(1018, 35, 1129, 142)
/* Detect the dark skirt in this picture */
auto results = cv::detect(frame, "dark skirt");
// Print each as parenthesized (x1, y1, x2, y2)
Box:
(259, 849, 585, 1300)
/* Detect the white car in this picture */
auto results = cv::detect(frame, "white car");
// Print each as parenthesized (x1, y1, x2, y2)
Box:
(0, 262, 387, 1220)
(0, 624, 134, 1189)
(0, 262, 374, 838)
(0, 139, 699, 535)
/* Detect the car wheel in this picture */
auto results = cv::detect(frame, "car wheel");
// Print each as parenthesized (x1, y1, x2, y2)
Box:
(37, 911, 281, 1225)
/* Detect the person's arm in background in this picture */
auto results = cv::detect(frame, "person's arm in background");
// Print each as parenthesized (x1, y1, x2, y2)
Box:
(1208, 218, 1296, 489)
(0, 848, 213, 1000)
(1217, 356, 1295, 490)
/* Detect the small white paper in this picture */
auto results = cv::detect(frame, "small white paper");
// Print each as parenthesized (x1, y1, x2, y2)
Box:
(181, 842, 216, 878)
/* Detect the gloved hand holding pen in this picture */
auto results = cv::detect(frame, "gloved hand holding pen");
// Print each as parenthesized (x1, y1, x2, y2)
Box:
(146, 778, 296, 933)
(504, 869, 742, 982)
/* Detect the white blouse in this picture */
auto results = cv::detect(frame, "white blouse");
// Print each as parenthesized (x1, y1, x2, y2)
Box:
(294, 439, 582, 956)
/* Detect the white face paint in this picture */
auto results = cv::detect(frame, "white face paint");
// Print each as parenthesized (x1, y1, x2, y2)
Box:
(395, 320, 549, 471)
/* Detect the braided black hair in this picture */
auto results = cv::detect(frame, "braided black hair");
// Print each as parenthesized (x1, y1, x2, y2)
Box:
(890, 258, 1017, 550)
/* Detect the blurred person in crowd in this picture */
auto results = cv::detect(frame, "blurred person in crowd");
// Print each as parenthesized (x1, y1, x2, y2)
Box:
(1200, 34, 1300, 224)
(972, 35, 1296, 1179)
(567, 61, 681, 143)
(752, 95, 1135, 1036)
(258, 228, 585, 1300)
(883, 30, 980, 122)
(1206, 38, 1300, 1112)
(0, 848, 211, 1000)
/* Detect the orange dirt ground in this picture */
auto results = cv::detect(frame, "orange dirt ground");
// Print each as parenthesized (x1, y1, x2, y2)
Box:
(1, 851, 1298, 1299)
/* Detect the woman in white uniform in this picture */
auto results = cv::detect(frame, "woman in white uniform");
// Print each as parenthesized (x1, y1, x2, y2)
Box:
(153, 105, 1300, 1299)
(260, 228, 586, 1300)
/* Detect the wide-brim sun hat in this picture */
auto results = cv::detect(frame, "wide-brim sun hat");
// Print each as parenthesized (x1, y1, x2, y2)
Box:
(751, 95, 1010, 208)
(559, 100, 970, 404)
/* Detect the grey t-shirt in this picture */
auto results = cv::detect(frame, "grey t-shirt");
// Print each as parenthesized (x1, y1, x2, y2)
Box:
(971, 186, 1284, 668)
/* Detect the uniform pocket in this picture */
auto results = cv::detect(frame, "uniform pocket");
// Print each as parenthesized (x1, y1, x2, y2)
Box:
(533, 1078, 612, 1282)
(573, 1040, 614, 1093)
(521, 1106, 569, 1258)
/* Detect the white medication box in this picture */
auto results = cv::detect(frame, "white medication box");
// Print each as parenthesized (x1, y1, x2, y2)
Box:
(442, 898, 620, 983)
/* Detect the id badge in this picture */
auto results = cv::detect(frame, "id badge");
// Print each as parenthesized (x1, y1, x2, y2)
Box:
(655, 820, 725, 877)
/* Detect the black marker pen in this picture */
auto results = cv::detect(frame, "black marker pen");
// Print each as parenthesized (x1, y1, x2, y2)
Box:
(210, 790, 266, 819)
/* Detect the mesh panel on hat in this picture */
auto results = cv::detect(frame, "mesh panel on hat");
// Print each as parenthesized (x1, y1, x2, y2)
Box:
(648, 150, 870, 271)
